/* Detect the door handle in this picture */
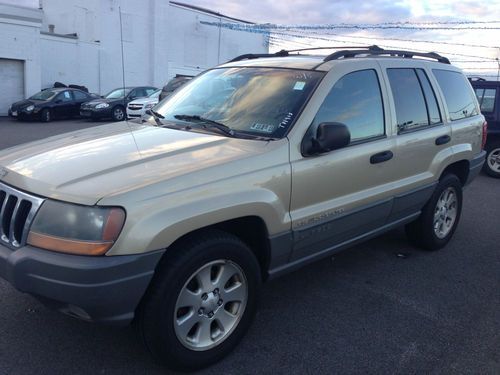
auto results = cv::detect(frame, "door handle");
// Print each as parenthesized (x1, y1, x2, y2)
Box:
(370, 150, 393, 164)
(435, 135, 451, 145)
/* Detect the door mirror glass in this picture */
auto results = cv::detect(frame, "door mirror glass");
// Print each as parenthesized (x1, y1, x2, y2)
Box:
(302, 122, 351, 156)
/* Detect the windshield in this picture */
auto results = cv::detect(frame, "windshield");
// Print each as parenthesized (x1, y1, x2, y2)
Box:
(149, 89, 161, 99)
(105, 88, 131, 99)
(29, 90, 58, 101)
(154, 68, 323, 138)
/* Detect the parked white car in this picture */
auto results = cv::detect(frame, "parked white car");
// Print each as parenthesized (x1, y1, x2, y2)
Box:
(126, 89, 161, 119)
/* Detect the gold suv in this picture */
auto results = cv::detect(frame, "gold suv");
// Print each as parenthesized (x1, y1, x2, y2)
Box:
(0, 46, 487, 371)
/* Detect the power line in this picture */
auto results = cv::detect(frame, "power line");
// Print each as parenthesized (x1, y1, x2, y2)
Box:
(304, 30, 499, 49)
(267, 31, 498, 61)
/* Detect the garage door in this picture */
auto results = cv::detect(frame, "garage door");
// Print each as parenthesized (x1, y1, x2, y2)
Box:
(0, 59, 24, 116)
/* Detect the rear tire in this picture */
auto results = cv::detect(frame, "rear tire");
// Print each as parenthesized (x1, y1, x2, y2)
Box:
(405, 174, 462, 250)
(40, 108, 51, 122)
(483, 141, 500, 178)
(137, 229, 261, 371)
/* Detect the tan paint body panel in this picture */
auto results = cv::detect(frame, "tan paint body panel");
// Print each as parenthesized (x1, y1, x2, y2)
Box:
(0, 56, 484, 258)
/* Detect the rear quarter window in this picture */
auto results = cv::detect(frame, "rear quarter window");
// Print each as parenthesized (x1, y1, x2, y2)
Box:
(432, 70, 478, 121)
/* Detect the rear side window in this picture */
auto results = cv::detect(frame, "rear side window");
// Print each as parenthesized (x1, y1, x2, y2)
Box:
(433, 70, 478, 120)
(73, 90, 89, 100)
(387, 68, 442, 133)
(312, 69, 384, 143)
(474, 88, 497, 113)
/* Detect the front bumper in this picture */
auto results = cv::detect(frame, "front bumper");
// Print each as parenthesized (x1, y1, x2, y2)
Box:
(126, 107, 145, 119)
(0, 243, 164, 325)
(466, 150, 487, 185)
(80, 107, 113, 120)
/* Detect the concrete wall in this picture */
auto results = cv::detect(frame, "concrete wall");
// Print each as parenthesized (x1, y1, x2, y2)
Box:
(0, 3, 42, 109)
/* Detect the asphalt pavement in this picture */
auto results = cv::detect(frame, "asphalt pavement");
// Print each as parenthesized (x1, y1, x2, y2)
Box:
(0, 117, 498, 375)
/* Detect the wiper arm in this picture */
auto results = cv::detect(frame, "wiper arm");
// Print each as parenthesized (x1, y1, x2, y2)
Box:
(174, 114, 235, 136)
(145, 109, 165, 126)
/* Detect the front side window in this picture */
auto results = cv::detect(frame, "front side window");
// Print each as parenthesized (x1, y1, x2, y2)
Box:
(155, 67, 323, 138)
(311, 69, 385, 143)
(474, 88, 497, 113)
(56, 91, 73, 102)
(433, 69, 478, 121)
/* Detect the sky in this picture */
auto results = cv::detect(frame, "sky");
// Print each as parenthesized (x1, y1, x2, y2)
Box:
(186, 0, 500, 79)
(4, 0, 500, 78)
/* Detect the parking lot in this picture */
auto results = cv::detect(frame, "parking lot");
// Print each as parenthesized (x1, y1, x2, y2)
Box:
(0, 116, 498, 375)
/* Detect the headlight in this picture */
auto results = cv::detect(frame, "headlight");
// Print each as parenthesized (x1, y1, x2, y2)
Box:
(26, 105, 35, 112)
(95, 103, 109, 109)
(27, 200, 125, 256)
(144, 103, 155, 109)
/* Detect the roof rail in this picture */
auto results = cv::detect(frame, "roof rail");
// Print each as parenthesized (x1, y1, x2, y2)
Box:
(228, 50, 289, 62)
(228, 46, 375, 62)
(323, 45, 450, 64)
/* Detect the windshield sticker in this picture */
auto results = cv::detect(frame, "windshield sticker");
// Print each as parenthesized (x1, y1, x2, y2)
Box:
(279, 112, 293, 128)
(293, 81, 306, 91)
(250, 123, 275, 133)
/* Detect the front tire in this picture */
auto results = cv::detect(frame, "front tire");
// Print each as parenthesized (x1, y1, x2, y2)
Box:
(406, 174, 463, 250)
(40, 108, 51, 122)
(137, 230, 261, 371)
(483, 141, 500, 178)
(111, 105, 125, 121)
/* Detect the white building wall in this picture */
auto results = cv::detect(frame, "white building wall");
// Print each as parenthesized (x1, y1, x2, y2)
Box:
(0, 3, 42, 114)
(37, 0, 267, 95)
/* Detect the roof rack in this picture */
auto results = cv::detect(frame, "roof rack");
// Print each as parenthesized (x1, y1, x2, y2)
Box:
(323, 45, 450, 64)
(228, 45, 450, 65)
(228, 46, 375, 62)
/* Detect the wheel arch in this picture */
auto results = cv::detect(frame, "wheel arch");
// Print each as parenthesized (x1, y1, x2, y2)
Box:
(440, 159, 469, 186)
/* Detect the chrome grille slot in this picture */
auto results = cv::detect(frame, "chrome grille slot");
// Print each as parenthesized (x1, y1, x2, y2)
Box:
(0, 182, 45, 249)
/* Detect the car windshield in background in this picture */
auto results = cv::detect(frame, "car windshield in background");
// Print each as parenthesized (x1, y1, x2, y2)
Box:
(29, 90, 58, 101)
(155, 68, 324, 138)
(150, 89, 162, 98)
(105, 88, 131, 99)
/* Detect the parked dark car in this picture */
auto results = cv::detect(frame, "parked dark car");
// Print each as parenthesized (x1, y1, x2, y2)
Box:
(159, 76, 192, 101)
(471, 78, 500, 178)
(80, 86, 157, 121)
(8, 88, 98, 122)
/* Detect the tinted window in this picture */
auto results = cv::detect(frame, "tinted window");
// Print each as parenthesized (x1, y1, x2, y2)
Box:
(474, 88, 497, 113)
(433, 70, 478, 120)
(73, 90, 89, 100)
(387, 68, 429, 132)
(145, 88, 156, 96)
(415, 69, 442, 125)
(312, 69, 384, 142)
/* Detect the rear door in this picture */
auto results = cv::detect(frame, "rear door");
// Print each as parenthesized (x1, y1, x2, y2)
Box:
(474, 85, 498, 133)
(377, 60, 452, 216)
(72, 90, 91, 116)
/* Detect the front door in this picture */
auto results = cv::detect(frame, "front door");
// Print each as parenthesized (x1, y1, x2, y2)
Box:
(289, 66, 399, 261)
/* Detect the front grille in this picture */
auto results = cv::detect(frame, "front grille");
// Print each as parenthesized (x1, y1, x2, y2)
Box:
(0, 182, 45, 249)
(128, 104, 143, 110)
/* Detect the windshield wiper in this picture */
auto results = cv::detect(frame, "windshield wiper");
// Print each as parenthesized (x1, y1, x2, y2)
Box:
(146, 109, 165, 126)
(174, 114, 235, 137)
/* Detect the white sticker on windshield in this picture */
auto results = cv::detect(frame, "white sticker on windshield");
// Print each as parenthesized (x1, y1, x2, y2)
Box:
(293, 81, 306, 90)
(250, 123, 275, 133)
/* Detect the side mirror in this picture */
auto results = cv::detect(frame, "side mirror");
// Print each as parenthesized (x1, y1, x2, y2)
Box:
(302, 122, 351, 156)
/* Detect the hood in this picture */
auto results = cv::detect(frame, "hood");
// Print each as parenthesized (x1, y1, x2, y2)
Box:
(84, 97, 124, 106)
(0, 122, 276, 205)
(10, 99, 38, 110)
(128, 97, 158, 105)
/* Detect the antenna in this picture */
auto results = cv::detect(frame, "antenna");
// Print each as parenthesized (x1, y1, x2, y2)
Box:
(118, 6, 142, 157)
(118, 7, 126, 95)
